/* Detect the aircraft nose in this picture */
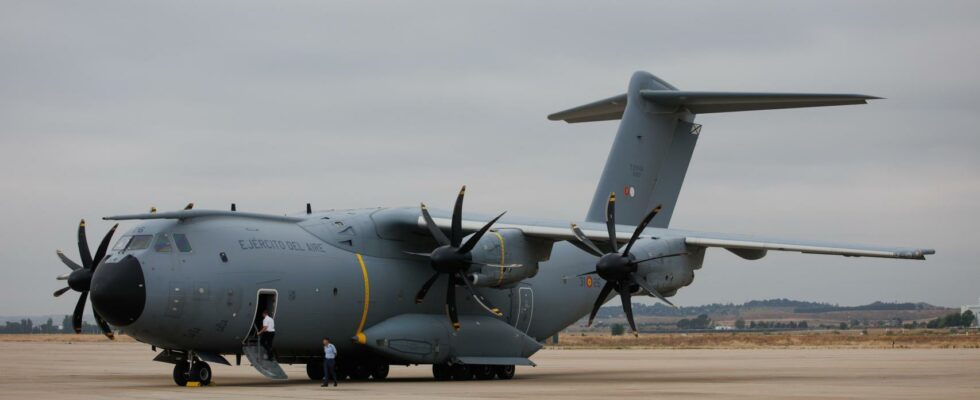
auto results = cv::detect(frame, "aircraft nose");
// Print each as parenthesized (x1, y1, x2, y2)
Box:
(90, 254, 146, 326)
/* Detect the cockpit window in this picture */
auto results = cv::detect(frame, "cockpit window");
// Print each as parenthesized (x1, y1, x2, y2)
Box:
(173, 233, 192, 253)
(153, 234, 172, 253)
(112, 235, 133, 251)
(127, 235, 153, 251)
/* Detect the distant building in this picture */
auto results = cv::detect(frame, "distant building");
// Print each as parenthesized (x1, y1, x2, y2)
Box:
(960, 298, 980, 327)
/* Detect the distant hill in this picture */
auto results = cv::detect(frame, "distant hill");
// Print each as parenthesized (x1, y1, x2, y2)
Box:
(595, 298, 948, 319)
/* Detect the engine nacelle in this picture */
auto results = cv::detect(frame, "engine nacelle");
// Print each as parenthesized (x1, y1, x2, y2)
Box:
(628, 237, 705, 297)
(463, 228, 552, 288)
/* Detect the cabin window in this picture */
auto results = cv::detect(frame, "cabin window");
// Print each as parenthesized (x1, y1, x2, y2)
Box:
(153, 234, 172, 253)
(127, 235, 153, 251)
(173, 233, 193, 252)
(112, 235, 133, 251)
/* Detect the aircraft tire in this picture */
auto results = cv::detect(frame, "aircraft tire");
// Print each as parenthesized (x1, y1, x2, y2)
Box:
(189, 361, 212, 386)
(494, 365, 515, 380)
(432, 364, 451, 381)
(370, 363, 390, 380)
(350, 363, 371, 380)
(306, 359, 324, 381)
(450, 364, 473, 381)
(473, 365, 496, 380)
(172, 362, 189, 386)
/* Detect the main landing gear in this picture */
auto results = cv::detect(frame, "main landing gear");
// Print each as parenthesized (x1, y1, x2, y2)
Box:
(173, 360, 212, 386)
(432, 364, 515, 381)
(305, 358, 390, 381)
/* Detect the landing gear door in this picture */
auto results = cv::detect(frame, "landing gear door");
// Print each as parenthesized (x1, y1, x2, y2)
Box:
(510, 285, 533, 334)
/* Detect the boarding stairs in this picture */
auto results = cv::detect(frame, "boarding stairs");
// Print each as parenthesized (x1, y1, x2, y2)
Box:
(242, 337, 288, 380)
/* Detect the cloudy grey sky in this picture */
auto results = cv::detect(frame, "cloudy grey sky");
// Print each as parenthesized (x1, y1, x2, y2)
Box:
(2, 1, 978, 315)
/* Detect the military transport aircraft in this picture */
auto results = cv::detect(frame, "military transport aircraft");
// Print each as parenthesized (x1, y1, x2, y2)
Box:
(52, 71, 933, 386)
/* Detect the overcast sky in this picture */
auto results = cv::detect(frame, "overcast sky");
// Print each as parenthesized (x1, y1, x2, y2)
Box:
(2, 1, 978, 315)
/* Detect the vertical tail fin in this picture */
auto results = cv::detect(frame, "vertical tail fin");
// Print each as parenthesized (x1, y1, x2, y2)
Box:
(548, 71, 878, 227)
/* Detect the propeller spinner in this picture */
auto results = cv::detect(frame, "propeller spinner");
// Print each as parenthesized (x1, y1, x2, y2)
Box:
(414, 186, 507, 331)
(570, 193, 686, 336)
(52, 219, 117, 339)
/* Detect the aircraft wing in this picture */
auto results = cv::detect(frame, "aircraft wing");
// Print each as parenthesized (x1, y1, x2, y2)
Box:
(674, 230, 934, 260)
(418, 215, 934, 260)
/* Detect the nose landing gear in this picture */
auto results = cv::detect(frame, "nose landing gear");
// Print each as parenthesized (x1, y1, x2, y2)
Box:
(172, 360, 212, 387)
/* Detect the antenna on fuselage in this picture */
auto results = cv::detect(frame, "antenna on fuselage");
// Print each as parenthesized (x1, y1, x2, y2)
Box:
(184, 203, 194, 210)
(306, 203, 312, 214)
(231, 203, 237, 211)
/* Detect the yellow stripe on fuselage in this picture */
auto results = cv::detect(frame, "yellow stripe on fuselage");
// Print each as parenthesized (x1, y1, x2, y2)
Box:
(355, 253, 369, 344)
(493, 231, 506, 286)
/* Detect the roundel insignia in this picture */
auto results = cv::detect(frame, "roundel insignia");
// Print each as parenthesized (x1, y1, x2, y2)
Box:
(585, 276, 594, 288)
(623, 185, 636, 198)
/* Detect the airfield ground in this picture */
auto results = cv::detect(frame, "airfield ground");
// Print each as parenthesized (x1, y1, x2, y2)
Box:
(1, 335, 978, 399)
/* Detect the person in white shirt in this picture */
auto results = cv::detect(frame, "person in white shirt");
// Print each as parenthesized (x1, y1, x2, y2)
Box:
(257, 310, 276, 360)
(321, 337, 339, 387)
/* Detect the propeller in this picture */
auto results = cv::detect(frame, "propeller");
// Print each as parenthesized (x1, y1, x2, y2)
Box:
(414, 186, 506, 331)
(569, 193, 686, 336)
(52, 219, 117, 339)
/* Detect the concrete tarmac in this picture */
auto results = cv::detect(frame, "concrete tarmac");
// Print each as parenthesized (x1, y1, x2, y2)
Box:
(1, 341, 978, 399)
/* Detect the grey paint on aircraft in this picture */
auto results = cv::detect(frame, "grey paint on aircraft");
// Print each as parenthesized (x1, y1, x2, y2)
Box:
(56, 71, 931, 383)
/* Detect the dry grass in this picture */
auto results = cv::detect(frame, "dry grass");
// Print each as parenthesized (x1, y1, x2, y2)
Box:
(0, 334, 135, 343)
(550, 330, 980, 349)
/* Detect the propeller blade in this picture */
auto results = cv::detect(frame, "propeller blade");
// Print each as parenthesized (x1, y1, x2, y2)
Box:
(622, 204, 662, 256)
(457, 211, 506, 254)
(576, 271, 598, 277)
(445, 278, 460, 331)
(72, 292, 88, 333)
(451, 186, 465, 247)
(457, 272, 503, 316)
(605, 193, 617, 253)
(631, 252, 689, 264)
(403, 251, 432, 258)
(632, 276, 676, 308)
(420, 203, 450, 246)
(56, 272, 71, 280)
(470, 262, 523, 269)
(617, 283, 638, 336)
(91, 223, 119, 268)
(56, 250, 81, 271)
(92, 309, 115, 340)
(570, 224, 604, 257)
(77, 219, 93, 270)
(414, 272, 441, 303)
(53, 286, 71, 297)
(587, 281, 616, 326)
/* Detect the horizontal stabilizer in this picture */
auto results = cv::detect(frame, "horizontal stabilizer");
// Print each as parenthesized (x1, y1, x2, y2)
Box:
(547, 93, 627, 123)
(548, 91, 880, 123)
(641, 91, 881, 114)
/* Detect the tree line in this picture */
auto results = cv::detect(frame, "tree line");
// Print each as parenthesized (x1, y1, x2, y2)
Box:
(1, 315, 102, 334)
